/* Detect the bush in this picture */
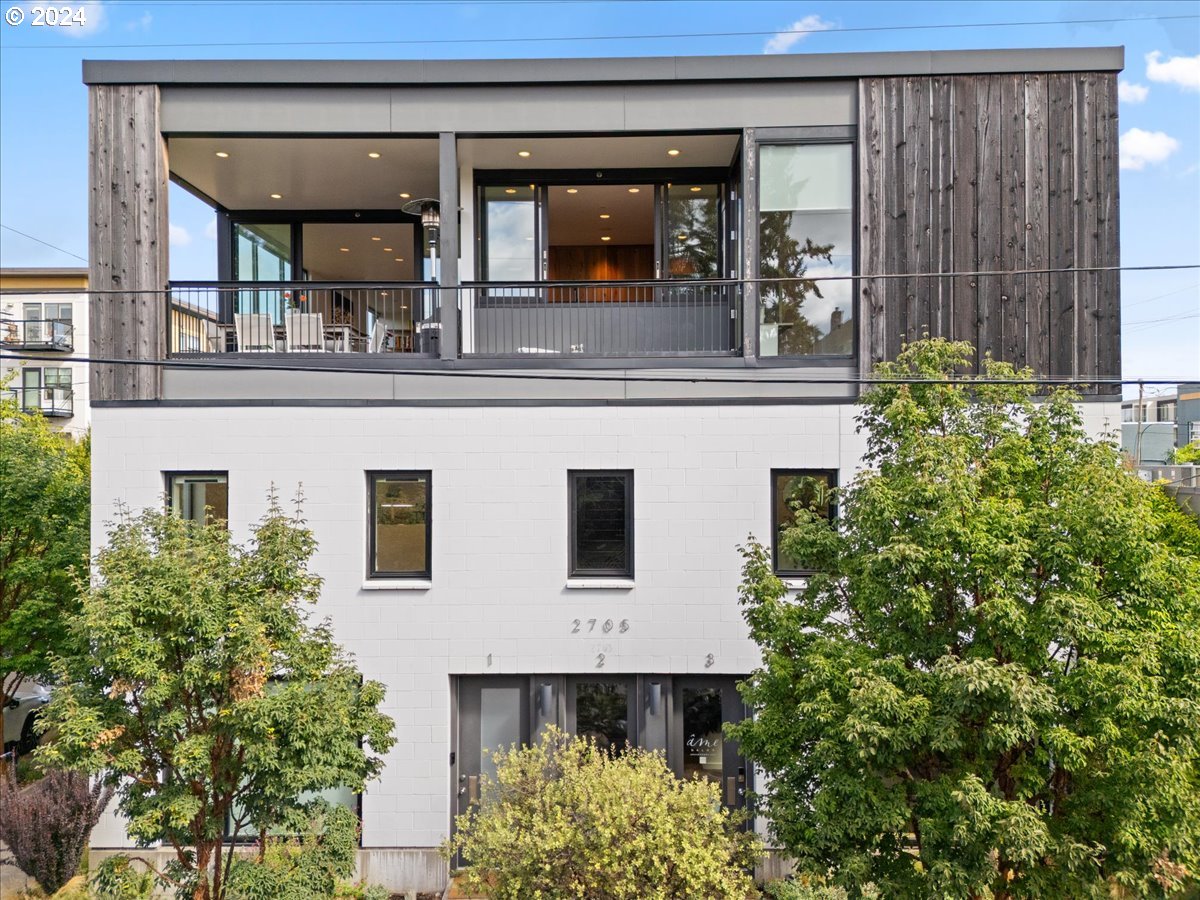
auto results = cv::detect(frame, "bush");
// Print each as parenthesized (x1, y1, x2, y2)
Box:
(0, 767, 114, 894)
(91, 856, 156, 899)
(445, 727, 760, 900)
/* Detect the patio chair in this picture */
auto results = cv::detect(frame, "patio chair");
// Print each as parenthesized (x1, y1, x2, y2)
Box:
(234, 314, 275, 352)
(285, 312, 326, 352)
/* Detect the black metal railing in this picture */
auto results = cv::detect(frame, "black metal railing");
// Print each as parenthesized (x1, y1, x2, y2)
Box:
(460, 280, 744, 357)
(167, 282, 441, 356)
(0, 318, 73, 351)
(4, 386, 74, 417)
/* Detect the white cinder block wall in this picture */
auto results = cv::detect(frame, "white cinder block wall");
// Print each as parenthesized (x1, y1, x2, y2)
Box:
(87, 400, 1120, 850)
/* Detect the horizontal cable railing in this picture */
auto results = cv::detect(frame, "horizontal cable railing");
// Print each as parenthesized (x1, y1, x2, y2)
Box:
(460, 280, 744, 358)
(167, 282, 441, 356)
(4, 386, 74, 417)
(0, 318, 74, 351)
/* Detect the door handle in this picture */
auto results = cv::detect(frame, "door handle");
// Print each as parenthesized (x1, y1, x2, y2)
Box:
(467, 775, 479, 804)
(725, 776, 737, 806)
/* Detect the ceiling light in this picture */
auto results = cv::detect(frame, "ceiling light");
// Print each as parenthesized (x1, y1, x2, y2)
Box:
(339, 247, 350, 252)
(628, 187, 640, 193)
(517, 150, 531, 158)
(215, 151, 229, 159)
(505, 188, 517, 194)
(566, 188, 579, 194)
(383, 247, 394, 252)
(667, 149, 681, 157)
(677, 233, 687, 240)
(380, 292, 388, 297)
(599, 213, 610, 220)
(269, 193, 283, 199)
(399, 192, 411, 199)
(371, 236, 381, 241)
(600, 235, 612, 242)
(394, 257, 404, 262)
(368, 152, 381, 159)
(690, 186, 702, 192)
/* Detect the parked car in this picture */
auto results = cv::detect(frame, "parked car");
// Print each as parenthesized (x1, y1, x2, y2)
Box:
(3, 682, 50, 756)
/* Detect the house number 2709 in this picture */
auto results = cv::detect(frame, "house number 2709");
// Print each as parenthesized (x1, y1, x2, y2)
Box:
(571, 618, 629, 634)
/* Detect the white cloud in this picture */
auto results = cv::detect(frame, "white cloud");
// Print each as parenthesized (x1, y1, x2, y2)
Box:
(1145, 51, 1200, 91)
(169, 224, 192, 247)
(763, 15, 835, 55)
(1119, 128, 1180, 171)
(204, 219, 218, 241)
(1118, 81, 1149, 104)
(124, 11, 152, 32)
(19, 0, 108, 37)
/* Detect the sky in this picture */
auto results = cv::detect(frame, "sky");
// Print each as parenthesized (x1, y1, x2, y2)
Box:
(0, 0, 1197, 394)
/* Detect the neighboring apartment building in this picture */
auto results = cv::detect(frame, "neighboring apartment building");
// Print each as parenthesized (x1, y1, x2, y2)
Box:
(0, 267, 90, 438)
(80, 49, 1123, 891)
(1121, 386, 1200, 463)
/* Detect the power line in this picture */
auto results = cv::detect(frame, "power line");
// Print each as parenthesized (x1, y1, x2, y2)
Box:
(1, 14, 1194, 50)
(1, 350, 1190, 387)
(0, 225, 87, 264)
(1123, 283, 1200, 310)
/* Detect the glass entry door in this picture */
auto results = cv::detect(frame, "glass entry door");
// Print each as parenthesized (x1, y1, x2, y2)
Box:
(454, 677, 530, 822)
(669, 676, 750, 811)
(565, 676, 637, 754)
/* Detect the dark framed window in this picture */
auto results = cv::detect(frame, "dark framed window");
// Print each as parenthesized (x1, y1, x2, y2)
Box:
(166, 472, 229, 525)
(368, 471, 431, 579)
(771, 469, 837, 575)
(569, 470, 633, 578)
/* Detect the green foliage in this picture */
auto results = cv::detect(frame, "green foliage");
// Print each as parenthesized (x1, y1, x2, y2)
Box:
(445, 727, 759, 900)
(1170, 440, 1200, 464)
(38, 496, 396, 900)
(91, 856, 156, 900)
(763, 874, 879, 900)
(0, 382, 89, 706)
(734, 339, 1200, 899)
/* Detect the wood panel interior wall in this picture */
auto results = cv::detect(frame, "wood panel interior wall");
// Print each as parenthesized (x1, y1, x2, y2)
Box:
(548, 245, 655, 282)
(88, 83, 168, 401)
(858, 73, 1120, 393)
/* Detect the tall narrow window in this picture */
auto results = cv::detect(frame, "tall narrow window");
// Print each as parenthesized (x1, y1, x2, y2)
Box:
(758, 143, 854, 357)
(666, 183, 721, 279)
(368, 472, 431, 579)
(772, 469, 836, 575)
(167, 472, 229, 525)
(569, 471, 633, 578)
(482, 186, 537, 281)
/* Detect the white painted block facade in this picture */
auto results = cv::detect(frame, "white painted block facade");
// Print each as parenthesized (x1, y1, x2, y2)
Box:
(87, 400, 1121, 850)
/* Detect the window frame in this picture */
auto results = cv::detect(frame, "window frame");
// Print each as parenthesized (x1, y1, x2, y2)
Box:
(164, 471, 230, 525)
(367, 470, 433, 580)
(770, 468, 838, 576)
(568, 469, 635, 579)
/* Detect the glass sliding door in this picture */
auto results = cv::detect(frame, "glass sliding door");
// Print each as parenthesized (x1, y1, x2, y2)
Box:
(234, 223, 293, 323)
(481, 186, 539, 281)
(664, 184, 720, 280)
(758, 143, 854, 357)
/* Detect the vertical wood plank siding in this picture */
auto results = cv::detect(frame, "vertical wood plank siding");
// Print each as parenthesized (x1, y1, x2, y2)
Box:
(89, 84, 168, 401)
(858, 72, 1120, 394)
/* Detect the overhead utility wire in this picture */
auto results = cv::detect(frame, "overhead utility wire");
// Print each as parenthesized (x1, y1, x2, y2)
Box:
(0, 225, 87, 264)
(1, 14, 1194, 50)
(0, 351, 1189, 387)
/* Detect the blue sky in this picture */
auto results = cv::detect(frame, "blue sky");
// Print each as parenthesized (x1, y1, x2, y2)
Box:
(1, 0, 1197, 391)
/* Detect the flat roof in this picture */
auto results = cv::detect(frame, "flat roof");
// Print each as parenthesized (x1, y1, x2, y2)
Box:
(83, 47, 1123, 86)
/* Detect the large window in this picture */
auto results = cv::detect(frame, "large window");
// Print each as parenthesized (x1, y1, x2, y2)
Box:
(167, 472, 229, 525)
(772, 469, 836, 575)
(481, 185, 538, 281)
(758, 143, 854, 357)
(368, 472, 431, 579)
(569, 471, 633, 578)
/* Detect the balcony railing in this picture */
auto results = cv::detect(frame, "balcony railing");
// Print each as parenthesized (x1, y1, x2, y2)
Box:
(460, 280, 743, 358)
(167, 282, 440, 356)
(4, 386, 74, 418)
(0, 318, 74, 351)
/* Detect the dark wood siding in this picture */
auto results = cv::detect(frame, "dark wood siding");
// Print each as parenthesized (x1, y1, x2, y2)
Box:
(89, 83, 168, 402)
(858, 72, 1120, 394)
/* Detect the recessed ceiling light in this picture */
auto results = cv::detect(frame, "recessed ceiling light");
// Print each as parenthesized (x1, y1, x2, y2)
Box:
(600, 235, 612, 242)
(215, 151, 229, 159)
(677, 233, 687, 240)
(394, 257, 404, 262)
(339, 247, 350, 252)
(566, 188, 579, 194)
(517, 150, 531, 158)
(599, 213, 610, 219)
(667, 149, 681, 157)
(399, 192, 411, 199)
(371, 236, 381, 241)
(505, 188, 517, 194)
(368, 152, 381, 159)
(381, 291, 389, 297)
(690, 186, 702, 192)
(628, 187, 640, 193)
(269, 193, 283, 199)
(383, 247, 394, 252)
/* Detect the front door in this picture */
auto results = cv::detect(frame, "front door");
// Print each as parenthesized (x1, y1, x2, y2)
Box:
(454, 677, 529, 824)
(670, 676, 750, 811)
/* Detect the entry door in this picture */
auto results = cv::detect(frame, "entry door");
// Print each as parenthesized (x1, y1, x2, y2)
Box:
(454, 677, 529, 822)
(564, 676, 638, 754)
(670, 676, 750, 811)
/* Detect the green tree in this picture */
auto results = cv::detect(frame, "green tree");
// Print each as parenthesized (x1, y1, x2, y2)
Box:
(1170, 440, 1200, 465)
(734, 339, 1200, 899)
(0, 382, 89, 708)
(39, 496, 396, 900)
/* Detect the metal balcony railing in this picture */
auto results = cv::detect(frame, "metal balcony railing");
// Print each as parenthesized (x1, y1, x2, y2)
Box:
(0, 318, 73, 351)
(4, 386, 74, 417)
(167, 282, 441, 356)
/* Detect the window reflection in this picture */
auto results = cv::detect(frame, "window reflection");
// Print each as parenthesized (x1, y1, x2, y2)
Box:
(666, 184, 720, 279)
(483, 186, 537, 281)
(682, 687, 723, 783)
(575, 681, 629, 754)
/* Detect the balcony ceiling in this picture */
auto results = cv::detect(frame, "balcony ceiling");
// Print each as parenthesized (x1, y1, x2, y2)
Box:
(459, 133, 740, 171)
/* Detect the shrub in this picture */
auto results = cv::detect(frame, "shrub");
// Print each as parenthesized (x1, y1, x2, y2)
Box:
(445, 727, 760, 900)
(91, 856, 156, 899)
(0, 767, 114, 894)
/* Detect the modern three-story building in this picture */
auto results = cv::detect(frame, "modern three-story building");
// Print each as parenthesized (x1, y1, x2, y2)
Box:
(81, 48, 1124, 891)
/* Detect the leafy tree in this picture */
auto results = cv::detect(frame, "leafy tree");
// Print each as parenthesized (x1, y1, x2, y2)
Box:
(0, 383, 89, 708)
(1170, 440, 1200, 465)
(734, 339, 1200, 898)
(445, 727, 760, 899)
(39, 496, 396, 900)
